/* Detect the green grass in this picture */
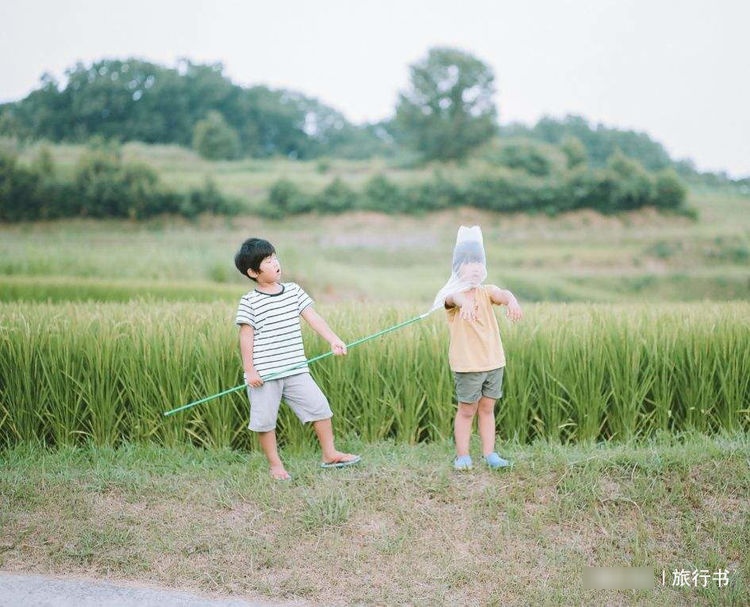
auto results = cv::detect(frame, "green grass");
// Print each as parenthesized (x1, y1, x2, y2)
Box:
(1, 301, 748, 449)
(1, 204, 749, 305)
(5, 142, 750, 305)
(0, 435, 747, 606)
(3, 144, 748, 604)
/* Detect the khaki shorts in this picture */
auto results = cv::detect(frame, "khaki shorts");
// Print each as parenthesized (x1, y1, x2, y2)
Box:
(453, 367, 504, 404)
(246, 372, 332, 432)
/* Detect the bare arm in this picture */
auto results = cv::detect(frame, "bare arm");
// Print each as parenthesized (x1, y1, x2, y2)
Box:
(489, 287, 523, 322)
(238, 324, 264, 387)
(445, 290, 477, 322)
(300, 307, 347, 355)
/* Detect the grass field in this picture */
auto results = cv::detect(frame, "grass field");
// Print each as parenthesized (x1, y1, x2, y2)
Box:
(0, 435, 747, 606)
(2, 301, 748, 449)
(2, 144, 749, 605)
(1, 200, 749, 306)
(6, 141, 749, 305)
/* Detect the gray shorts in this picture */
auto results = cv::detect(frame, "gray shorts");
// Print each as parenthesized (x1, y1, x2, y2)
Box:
(246, 372, 332, 432)
(453, 367, 504, 404)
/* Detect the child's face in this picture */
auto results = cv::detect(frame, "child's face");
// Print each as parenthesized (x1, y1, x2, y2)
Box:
(250, 253, 281, 282)
(458, 261, 484, 284)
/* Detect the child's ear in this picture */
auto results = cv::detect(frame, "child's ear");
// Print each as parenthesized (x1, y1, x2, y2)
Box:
(246, 268, 258, 279)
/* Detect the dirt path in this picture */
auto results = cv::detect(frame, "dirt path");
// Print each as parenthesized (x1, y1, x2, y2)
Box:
(0, 572, 310, 607)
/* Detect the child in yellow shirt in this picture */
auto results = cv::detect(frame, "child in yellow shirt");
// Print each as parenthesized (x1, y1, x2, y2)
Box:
(437, 227, 523, 470)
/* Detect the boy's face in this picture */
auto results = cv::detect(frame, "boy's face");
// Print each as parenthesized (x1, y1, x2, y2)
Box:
(458, 261, 484, 284)
(249, 253, 281, 282)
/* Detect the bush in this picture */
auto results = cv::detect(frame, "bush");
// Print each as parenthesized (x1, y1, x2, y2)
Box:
(0, 151, 37, 221)
(180, 178, 242, 218)
(563, 167, 612, 212)
(0, 141, 240, 222)
(492, 141, 554, 176)
(409, 172, 460, 212)
(0, 149, 70, 221)
(73, 146, 162, 218)
(653, 168, 687, 210)
(192, 111, 241, 160)
(605, 151, 655, 212)
(560, 136, 587, 169)
(362, 174, 408, 213)
(261, 178, 312, 218)
(314, 178, 358, 214)
(464, 172, 539, 213)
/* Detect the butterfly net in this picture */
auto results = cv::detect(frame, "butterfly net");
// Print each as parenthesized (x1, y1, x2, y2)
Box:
(430, 225, 487, 312)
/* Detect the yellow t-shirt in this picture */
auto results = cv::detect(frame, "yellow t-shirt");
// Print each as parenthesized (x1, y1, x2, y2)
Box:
(446, 285, 506, 372)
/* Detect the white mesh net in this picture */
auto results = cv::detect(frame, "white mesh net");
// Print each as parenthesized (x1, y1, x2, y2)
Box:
(430, 225, 487, 311)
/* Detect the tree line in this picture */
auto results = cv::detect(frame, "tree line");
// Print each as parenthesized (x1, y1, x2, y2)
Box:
(0, 58, 388, 161)
(0, 141, 239, 221)
(261, 149, 687, 218)
(0, 47, 701, 220)
(3, 48, 688, 168)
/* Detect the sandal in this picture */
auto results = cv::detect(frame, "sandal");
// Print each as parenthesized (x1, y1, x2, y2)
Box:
(321, 454, 361, 469)
(270, 469, 292, 481)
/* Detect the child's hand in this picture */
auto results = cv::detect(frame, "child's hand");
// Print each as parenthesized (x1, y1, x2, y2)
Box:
(453, 291, 477, 322)
(330, 338, 347, 356)
(458, 302, 477, 322)
(506, 301, 523, 322)
(245, 369, 264, 388)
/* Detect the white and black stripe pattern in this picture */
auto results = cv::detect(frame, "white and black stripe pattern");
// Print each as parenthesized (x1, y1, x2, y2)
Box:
(235, 282, 313, 378)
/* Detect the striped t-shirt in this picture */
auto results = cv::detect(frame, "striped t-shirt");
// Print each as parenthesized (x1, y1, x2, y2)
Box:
(235, 282, 313, 379)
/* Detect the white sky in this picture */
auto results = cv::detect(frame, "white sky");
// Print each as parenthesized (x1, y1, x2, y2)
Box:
(1, 0, 749, 178)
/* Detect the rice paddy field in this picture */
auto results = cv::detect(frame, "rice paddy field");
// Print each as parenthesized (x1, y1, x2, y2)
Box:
(1, 158, 749, 448)
(1, 300, 748, 449)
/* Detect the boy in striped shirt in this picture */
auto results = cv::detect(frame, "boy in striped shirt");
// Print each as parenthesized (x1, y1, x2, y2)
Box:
(235, 238, 360, 480)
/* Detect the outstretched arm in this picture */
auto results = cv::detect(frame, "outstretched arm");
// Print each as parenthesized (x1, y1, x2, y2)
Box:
(445, 291, 477, 322)
(489, 287, 523, 321)
(301, 307, 347, 355)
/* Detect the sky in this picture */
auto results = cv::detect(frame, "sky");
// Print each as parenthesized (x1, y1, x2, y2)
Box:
(2, 0, 749, 178)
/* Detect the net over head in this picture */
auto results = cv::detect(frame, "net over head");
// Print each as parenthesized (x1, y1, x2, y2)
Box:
(430, 225, 488, 311)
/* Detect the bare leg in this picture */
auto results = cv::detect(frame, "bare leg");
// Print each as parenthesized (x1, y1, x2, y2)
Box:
(257, 430, 290, 480)
(312, 418, 358, 464)
(454, 401, 478, 456)
(477, 396, 497, 456)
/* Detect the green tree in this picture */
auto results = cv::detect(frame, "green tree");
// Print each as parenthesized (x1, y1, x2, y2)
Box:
(393, 47, 498, 161)
(493, 140, 555, 176)
(606, 151, 655, 211)
(192, 111, 241, 160)
(8, 73, 67, 140)
(265, 178, 312, 217)
(653, 168, 687, 210)
(0, 105, 22, 138)
(0, 148, 67, 220)
(530, 115, 672, 171)
(560, 136, 588, 169)
(314, 178, 358, 213)
(4, 56, 387, 160)
(73, 142, 162, 218)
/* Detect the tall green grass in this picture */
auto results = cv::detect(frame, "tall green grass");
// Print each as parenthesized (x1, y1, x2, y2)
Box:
(1, 302, 748, 449)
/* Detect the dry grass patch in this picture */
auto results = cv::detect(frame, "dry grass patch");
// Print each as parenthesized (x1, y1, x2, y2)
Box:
(1, 437, 747, 606)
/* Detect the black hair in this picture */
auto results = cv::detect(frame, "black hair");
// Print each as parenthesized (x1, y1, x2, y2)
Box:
(234, 238, 276, 281)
